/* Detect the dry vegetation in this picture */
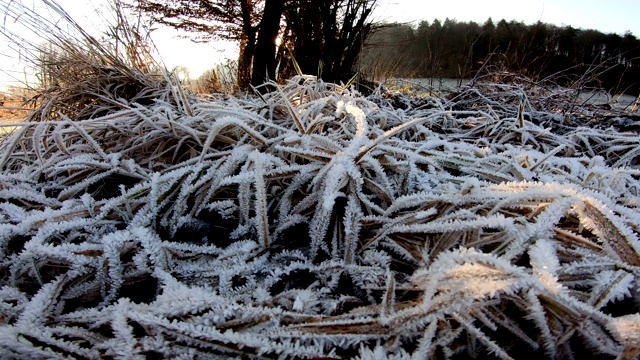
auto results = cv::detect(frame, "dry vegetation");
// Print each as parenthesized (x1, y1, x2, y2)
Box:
(0, 1, 640, 359)
(0, 95, 32, 136)
(0, 95, 29, 118)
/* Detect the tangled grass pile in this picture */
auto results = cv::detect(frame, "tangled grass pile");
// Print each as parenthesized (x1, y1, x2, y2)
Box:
(1, 2, 640, 354)
(0, 69, 639, 358)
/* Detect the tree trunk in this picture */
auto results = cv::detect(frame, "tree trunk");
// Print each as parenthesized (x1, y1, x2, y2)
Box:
(331, 0, 373, 83)
(237, 0, 257, 92)
(251, 0, 285, 89)
(280, 0, 376, 84)
(237, 31, 255, 92)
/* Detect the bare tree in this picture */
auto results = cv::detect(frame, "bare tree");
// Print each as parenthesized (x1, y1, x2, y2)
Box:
(278, 0, 378, 83)
(130, 0, 259, 90)
(130, 0, 378, 91)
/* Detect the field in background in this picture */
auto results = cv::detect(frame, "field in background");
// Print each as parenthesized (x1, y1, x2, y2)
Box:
(0, 93, 33, 135)
(386, 77, 639, 110)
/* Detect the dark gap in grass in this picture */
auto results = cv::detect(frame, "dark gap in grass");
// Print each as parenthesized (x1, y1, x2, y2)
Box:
(87, 175, 142, 201)
(119, 275, 159, 304)
(269, 269, 317, 296)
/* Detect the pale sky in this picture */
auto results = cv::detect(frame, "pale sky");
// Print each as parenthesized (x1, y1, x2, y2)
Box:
(1, 0, 638, 91)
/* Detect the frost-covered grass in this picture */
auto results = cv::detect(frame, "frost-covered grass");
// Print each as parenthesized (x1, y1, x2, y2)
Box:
(1, 0, 640, 357)
(0, 71, 639, 359)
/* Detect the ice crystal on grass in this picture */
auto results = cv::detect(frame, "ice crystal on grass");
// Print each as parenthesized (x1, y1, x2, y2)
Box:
(1, 75, 638, 358)
(0, 5, 639, 354)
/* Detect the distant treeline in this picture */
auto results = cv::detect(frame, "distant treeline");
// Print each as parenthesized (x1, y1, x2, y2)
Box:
(359, 18, 640, 95)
